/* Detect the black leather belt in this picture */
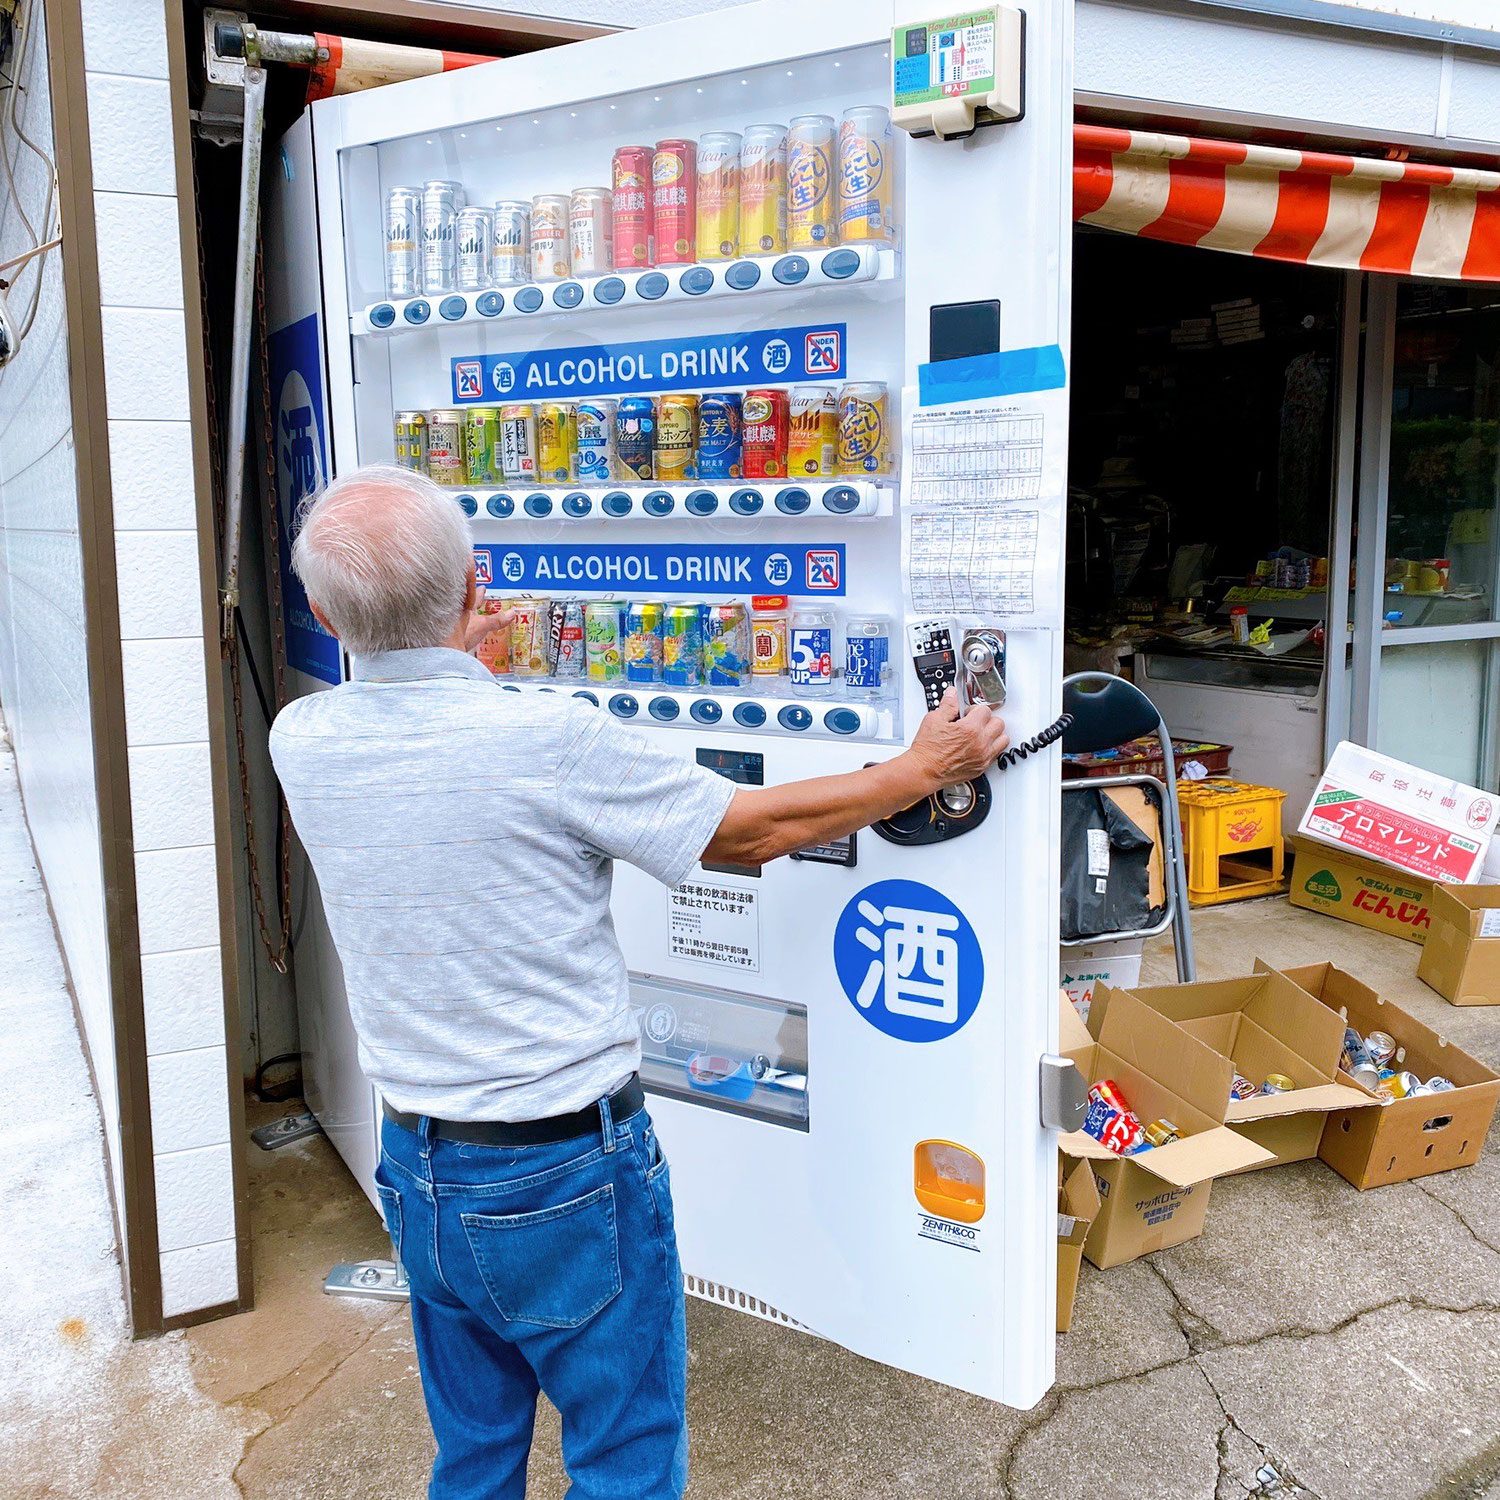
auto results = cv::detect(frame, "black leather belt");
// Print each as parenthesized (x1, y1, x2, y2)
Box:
(382, 1074, 645, 1147)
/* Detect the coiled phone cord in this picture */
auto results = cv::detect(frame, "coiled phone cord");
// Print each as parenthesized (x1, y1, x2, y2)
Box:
(994, 712, 1074, 771)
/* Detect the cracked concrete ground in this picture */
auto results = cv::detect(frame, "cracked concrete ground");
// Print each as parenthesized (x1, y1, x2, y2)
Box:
(4, 708, 1500, 1498)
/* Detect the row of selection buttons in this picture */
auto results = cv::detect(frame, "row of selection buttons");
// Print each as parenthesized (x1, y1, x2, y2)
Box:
(457, 483, 874, 520)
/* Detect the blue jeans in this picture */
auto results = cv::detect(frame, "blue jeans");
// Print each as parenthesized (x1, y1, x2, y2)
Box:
(375, 1098, 688, 1500)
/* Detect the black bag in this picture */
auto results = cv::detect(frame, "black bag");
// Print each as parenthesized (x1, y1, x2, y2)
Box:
(1060, 786, 1167, 941)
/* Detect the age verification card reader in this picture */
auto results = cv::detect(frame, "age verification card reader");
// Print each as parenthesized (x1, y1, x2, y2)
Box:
(891, 6, 1026, 140)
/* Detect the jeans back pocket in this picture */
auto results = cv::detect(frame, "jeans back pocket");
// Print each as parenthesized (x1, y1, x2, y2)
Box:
(460, 1183, 622, 1329)
(375, 1183, 405, 1264)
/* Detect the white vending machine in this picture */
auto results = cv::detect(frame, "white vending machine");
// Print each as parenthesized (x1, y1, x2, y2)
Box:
(265, 0, 1074, 1407)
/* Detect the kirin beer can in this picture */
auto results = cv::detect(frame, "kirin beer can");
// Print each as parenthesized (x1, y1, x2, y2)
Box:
(537, 402, 575, 483)
(654, 394, 698, 481)
(740, 124, 787, 255)
(611, 146, 654, 270)
(530, 194, 571, 282)
(837, 105, 896, 244)
(491, 201, 531, 286)
(573, 399, 618, 483)
(569, 187, 613, 278)
(615, 396, 656, 481)
(585, 600, 625, 683)
(742, 388, 789, 479)
(421, 180, 464, 295)
(498, 404, 538, 482)
(554, 600, 587, 678)
(696, 392, 742, 480)
(385, 187, 422, 298)
(652, 139, 696, 265)
(425, 409, 465, 486)
(462, 406, 502, 486)
(704, 602, 751, 687)
(786, 115, 837, 250)
(696, 132, 741, 261)
(836, 382, 891, 475)
(624, 600, 665, 684)
(662, 603, 704, 688)
(393, 411, 427, 473)
(456, 207, 493, 290)
(788, 386, 838, 477)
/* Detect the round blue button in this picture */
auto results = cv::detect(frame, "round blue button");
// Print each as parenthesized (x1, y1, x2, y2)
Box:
(728, 488, 764, 516)
(456, 494, 478, 517)
(822, 484, 861, 514)
(648, 696, 680, 721)
(502, 684, 522, 692)
(690, 699, 722, 724)
(403, 299, 431, 324)
(775, 487, 811, 515)
(777, 705, 813, 731)
(538, 686, 557, 693)
(523, 493, 553, 518)
(562, 492, 592, 517)
(685, 489, 718, 516)
(772, 256, 810, 285)
(679, 267, 714, 295)
(609, 694, 639, 718)
(476, 290, 505, 317)
(725, 260, 762, 290)
(824, 707, 861, 735)
(552, 281, 584, 309)
(593, 277, 626, 305)
(820, 248, 862, 280)
(601, 491, 634, 517)
(514, 286, 544, 313)
(733, 702, 767, 729)
(439, 295, 468, 321)
(573, 690, 599, 706)
(485, 493, 515, 518)
(643, 490, 675, 516)
(369, 303, 396, 329)
(636, 272, 669, 300)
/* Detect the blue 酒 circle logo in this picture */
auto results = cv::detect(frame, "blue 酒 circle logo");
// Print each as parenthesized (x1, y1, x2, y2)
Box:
(834, 879, 983, 1042)
(500, 551, 526, 583)
(762, 339, 791, 376)
(763, 552, 792, 587)
(491, 360, 517, 394)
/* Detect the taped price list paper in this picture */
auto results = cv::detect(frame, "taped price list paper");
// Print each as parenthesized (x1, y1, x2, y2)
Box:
(669, 879, 761, 973)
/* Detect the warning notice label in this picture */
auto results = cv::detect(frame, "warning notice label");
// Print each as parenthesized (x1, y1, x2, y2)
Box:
(668, 880, 760, 973)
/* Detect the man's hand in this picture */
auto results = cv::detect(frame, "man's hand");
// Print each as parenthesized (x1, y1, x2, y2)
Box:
(463, 587, 515, 654)
(903, 688, 1011, 790)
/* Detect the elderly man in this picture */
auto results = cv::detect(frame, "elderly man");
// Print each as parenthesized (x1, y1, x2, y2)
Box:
(269, 464, 1009, 1500)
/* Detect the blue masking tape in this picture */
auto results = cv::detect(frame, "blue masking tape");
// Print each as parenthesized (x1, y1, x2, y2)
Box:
(917, 344, 1067, 407)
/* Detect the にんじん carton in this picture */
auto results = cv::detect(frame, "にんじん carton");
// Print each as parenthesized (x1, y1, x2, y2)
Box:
(1287, 835, 1434, 944)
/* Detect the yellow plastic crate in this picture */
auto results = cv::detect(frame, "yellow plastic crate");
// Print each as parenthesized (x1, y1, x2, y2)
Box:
(1176, 780, 1288, 906)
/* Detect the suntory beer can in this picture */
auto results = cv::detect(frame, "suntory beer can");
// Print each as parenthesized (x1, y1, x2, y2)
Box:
(385, 187, 422, 298)
(787, 114, 837, 250)
(611, 146, 654, 270)
(696, 132, 741, 262)
(491, 201, 531, 286)
(530, 194, 571, 282)
(740, 124, 787, 255)
(569, 187, 614, 278)
(652, 139, 696, 265)
(696, 392, 742, 480)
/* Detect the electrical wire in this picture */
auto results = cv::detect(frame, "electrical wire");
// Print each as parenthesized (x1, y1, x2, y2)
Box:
(995, 712, 1074, 771)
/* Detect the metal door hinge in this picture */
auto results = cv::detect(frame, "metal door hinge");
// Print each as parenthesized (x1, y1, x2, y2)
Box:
(1040, 1053, 1088, 1132)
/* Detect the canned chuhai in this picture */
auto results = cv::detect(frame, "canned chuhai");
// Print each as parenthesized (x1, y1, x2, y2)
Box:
(425, 409, 465, 487)
(498, 404, 538, 482)
(509, 598, 551, 677)
(585, 600, 625, 683)
(662, 602, 704, 687)
(393, 410, 427, 473)
(624, 600, 664, 684)
(703, 602, 751, 687)
(462, 406, 502, 486)
(537, 402, 575, 483)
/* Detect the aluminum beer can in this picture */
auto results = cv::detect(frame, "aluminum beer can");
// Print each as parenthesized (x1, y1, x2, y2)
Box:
(1229, 1073, 1260, 1101)
(1261, 1073, 1295, 1095)
(843, 614, 891, 697)
(1381, 1070, 1422, 1101)
(662, 602, 704, 688)
(611, 146, 654, 270)
(704, 602, 751, 687)
(787, 114, 837, 250)
(554, 599, 586, 678)
(425, 409, 465, 486)
(1365, 1031, 1398, 1068)
(509, 598, 550, 677)
(1413, 1076, 1457, 1095)
(1144, 1118, 1180, 1148)
(569, 187, 614, 278)
(421, 180, 463, 295)
(750, 595, 788, 682)
(742, 388, 789, 479)
(385, 186, 422, 298)
(530, 194, 571, 282)
(546, 599, 566, 672)
(837, 105, 896, 245)
(623, 600, 665, 684)
(393, 410, 427, 473)
(456, 207, 493, 290)
(491, 201, 531, 286)
(696, 392, 742, 480)
(652, 139, 696, 265)
(740, 124, 787, 255)
(462, 406, 502, 486)
(837, 381, 892, 475)
(498, 404, 538, 482)
(789, 606, 834, 692)
(585, 600, 625, 683)
(473, 596, 510, 676)
(696, 132, 741, 261)
(615, 396, 656, 481)
(654, 393, 698, 481)
(573, 399, 618, 483)
(788, 385, 838, 477)
(537, 402, 575, 483)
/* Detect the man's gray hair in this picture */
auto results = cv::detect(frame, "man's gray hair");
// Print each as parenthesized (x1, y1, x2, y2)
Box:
(291, 464, 474, 658)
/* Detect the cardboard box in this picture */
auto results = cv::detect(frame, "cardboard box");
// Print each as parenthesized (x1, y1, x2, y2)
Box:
(1057, 1156, 1101, 1333)
(1417, 885, 1500, 1005)
(1298, 741, 1498, 885)
(1058, 988, 1273, 1267)
(1121, 971, 1378, 1168)
(1287, 834, 1435, 945)
(1266, 960, 1500, 1188)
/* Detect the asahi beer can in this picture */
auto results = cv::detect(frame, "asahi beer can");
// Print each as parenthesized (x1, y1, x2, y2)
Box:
(491, 201, 531, 286)
(499, 404, 538, 482)
(837, 381, 891, 475)
(696, 132, 741, 261)
(704, 602, 751, 687)
(462, 406, 502, 486)
(573, 399, 618, 483)
(530, 194, 571, 282)
(787, 114, 837, 250)
(554, 599, 587, 678)
(843, 614, 891, 697)
(611, 146, 654, 270)
(509, 598, 550, 677)
(616, 396, 656, 481)
(425, 409, 465, 486)
(740, 124, 787, 255)
(654, 393, 698, 481)
(750, 595, 789, 682)
(662, 602, 704, 688)
(569, 187, 614, 278)
(623, 600, 665, 684)
(742, 388, 789, 479)
(585, 600, 625, 683)
(456, 207, 493, 290)
(537, 402, 575, 483)
(837, 105, 896, 244)
(788, 385, 838, 477)
(546, 599, 566, 672)
(393, 410, 427, 473)
(789, 607, 834, 692)
(652, 139, 696, 265)
(696, 392, 742, 480)
(385, 187, 422, 298)
(421, 180, 463, 295)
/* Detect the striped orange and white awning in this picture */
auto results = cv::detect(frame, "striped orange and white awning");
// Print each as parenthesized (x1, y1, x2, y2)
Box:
(1074, 125, 1500, 282)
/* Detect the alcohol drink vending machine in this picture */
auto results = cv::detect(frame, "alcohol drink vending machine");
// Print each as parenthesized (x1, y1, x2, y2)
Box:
(265, 0, 1073, 1406)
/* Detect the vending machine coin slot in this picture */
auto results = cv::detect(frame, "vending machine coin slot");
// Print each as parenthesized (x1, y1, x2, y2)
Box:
(929, 299, 1002, 363)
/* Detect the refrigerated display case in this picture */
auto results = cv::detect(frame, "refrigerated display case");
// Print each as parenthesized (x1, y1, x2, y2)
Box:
(263, 0, 1073, 1407)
